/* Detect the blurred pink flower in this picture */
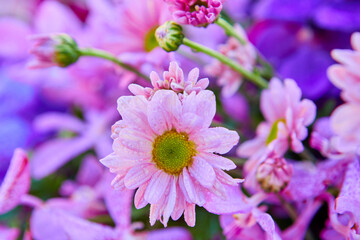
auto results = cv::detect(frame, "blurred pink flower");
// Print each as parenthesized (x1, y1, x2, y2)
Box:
(328, 32, 360, 104)
(129, 61, 209, 100)
(101, 89, 240, 227)
(31, 110, 115, 179)
(87, 0, 172, 87)
(0, 149, 30, 214)
(206, 24, 257, 97)
(238, 78, 316, 159)
(165, 0, 224, 27)
(219, 192, 281, 240)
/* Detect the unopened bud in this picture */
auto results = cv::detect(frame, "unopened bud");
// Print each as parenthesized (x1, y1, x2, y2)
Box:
(155, 21, 184, 52)
(29, 33, 80, 69)
(256, 157, 293, 193)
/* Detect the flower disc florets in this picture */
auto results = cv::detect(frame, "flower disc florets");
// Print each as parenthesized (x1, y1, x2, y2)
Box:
(152, 130, 196, 175)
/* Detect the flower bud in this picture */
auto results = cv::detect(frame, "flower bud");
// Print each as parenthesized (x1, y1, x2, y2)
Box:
(29, 33, 80, 69)
(155, 21, 184, 52)
(256, 157, 293, 193)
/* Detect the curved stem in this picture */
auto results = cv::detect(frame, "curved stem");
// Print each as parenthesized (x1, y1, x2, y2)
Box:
(183, 38, 268, 89)
(78, 48, 150, 81)
(215, 17, 246, 45)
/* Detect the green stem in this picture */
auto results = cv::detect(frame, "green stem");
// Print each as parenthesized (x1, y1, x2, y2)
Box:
(215, 17, 274, 79)
(78, 48, 150, 81)
(215, 17, 246, 45)
(183, 38, 268, 89)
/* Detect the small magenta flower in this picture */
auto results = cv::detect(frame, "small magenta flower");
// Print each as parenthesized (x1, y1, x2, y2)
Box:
(155, 21, 184, 52)
(28, 33, 80, 69)
(165, 0, 224, 27)
(256, 156, 293, 193)
(101, 87, 240, 227)
(129, 61, 209, 100)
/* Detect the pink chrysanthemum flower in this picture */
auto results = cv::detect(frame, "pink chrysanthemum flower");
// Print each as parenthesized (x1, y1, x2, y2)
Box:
(165, 0, 224, 27)
(238, 78, 316, 158)
(128, 61, 209, 100)
(205, 25, 257, 97)
(101, 89, 240, 227)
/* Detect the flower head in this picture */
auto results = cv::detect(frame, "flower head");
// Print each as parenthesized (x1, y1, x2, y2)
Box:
(129, 61, 209, 100)
(101, 88, 240, 227)
(28, 33, 80, 69)
(205, 25, 257, 97)
(165, 0, 224, 27)
(256, 155, 293, 193)
(238, 78, 316, 159)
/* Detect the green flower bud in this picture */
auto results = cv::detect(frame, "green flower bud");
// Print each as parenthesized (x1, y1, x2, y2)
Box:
(155, 21, 184, 52)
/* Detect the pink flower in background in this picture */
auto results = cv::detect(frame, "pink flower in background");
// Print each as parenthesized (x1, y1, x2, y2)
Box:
(101, 89, 240, 227)
(129, 61, 209, 100)
(238, 78, 316, 159)
(31, 110, 115, 179)
(328, 32, 360, 104)
(165, 0, 224, 27)
(0, 149, 30, 214)
(206, 25, 257, 97)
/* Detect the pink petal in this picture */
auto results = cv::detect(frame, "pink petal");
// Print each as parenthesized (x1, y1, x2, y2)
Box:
(34, 112, 85, 133)
(0, 149, 30, 214)
(184, 204, 196, 227)
(103, 174, 133, 229)
(179, 168, 197, 204)
(199, 152, 236, 170)
(124, 164, 156, 189)
(147, 90, 182, 135)
(31, 137, 92, 179)
(144, 170, 171, 204)
(76, 155, 103, 186)
(30, 207, 117, 240)
(188, 156, 215, 188)
(204, 186, 252, 215)
(162, 178, 177, 226)
(99, 152, 137, 173)
(117, 95, 153, 135)
(147, 227, 192, 240)
(134, 184, 148, 209)
(34, 1, 82, 34)
(192, 127, 239, 154)
(182, 90, 216, 129)
(0, 18, 31, 59)
(0, 225, 19, 240)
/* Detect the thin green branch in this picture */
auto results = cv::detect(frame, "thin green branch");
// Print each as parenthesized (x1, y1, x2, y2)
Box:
(78, 48, 150, 81)
(183, 38, 268, 89)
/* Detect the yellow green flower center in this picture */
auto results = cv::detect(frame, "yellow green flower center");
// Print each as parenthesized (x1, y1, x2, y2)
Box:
(144, 26, 159, 52)
(152, 130, 197, 175)
(266, 118, 286, 145)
